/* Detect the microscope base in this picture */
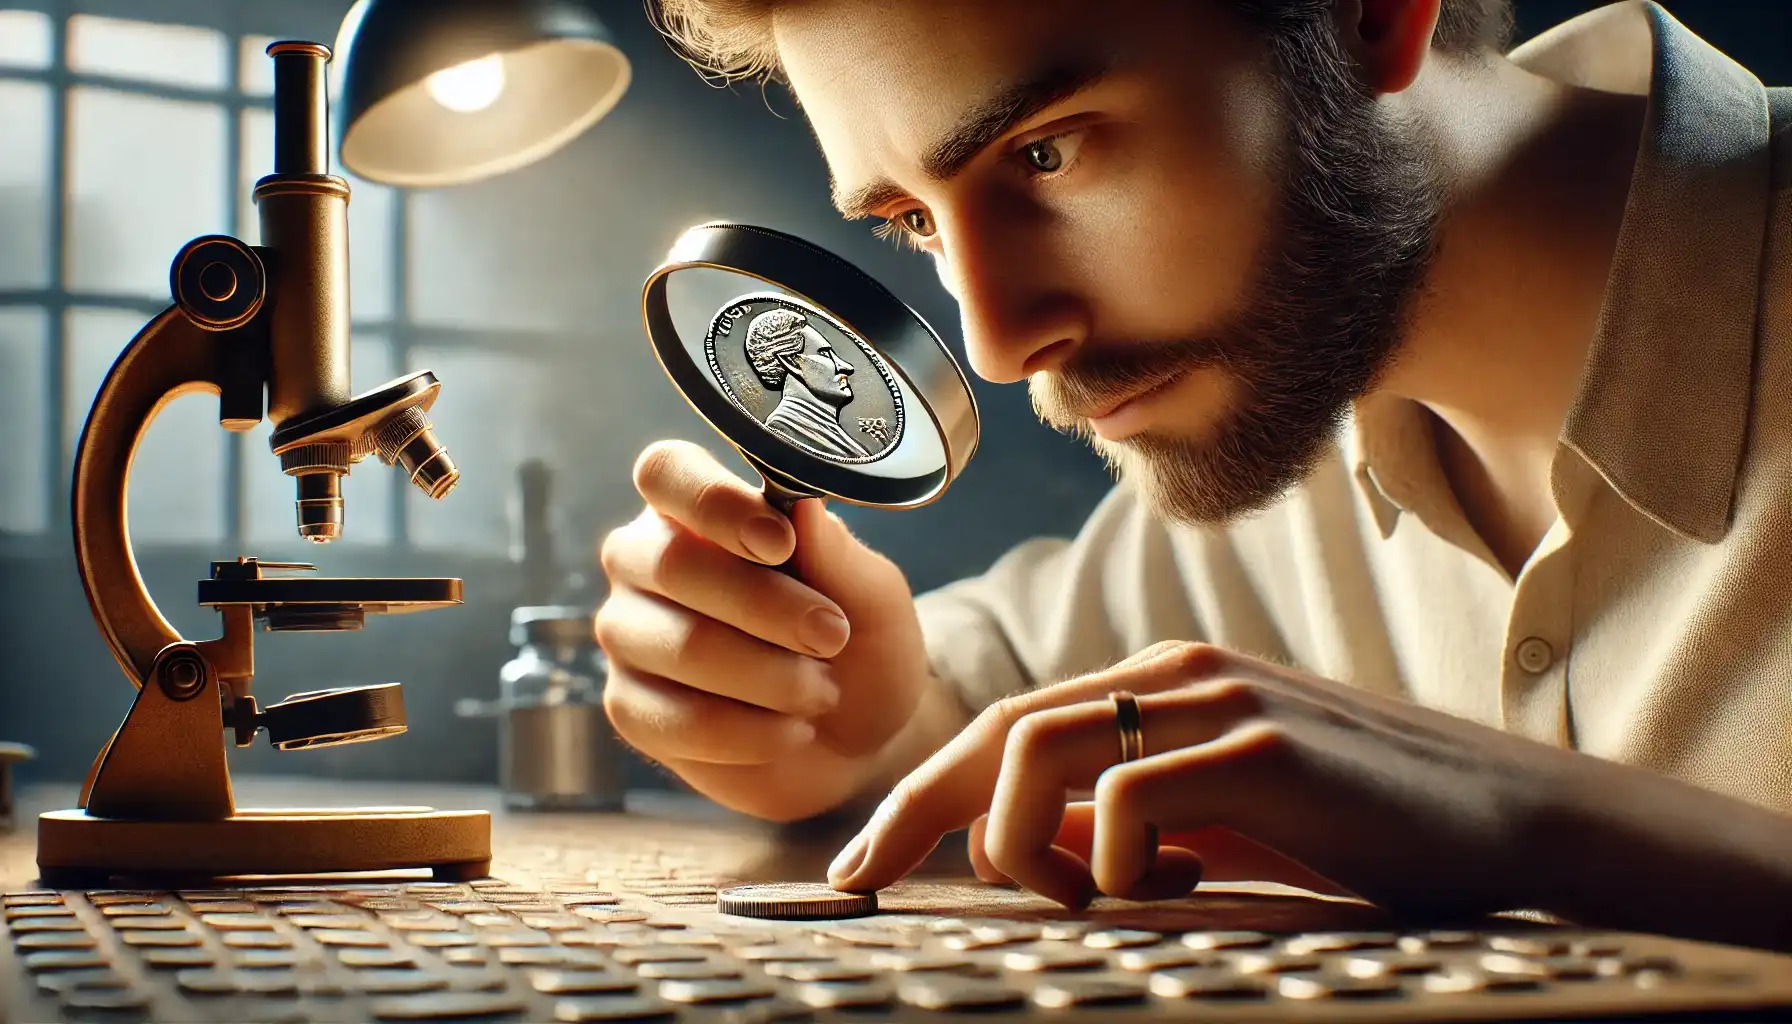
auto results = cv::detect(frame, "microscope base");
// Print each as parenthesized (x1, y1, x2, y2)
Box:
(34, 807, 492, 887)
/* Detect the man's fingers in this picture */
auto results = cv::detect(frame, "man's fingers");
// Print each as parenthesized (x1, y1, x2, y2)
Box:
(604, 667, 816, 765)
(1051, 804, 1350, 896)
(966, 816, 1011, 884)
(595, 587, 840, 717)
(602, 514, 852, 659)
(1088, 760, 1208, 902)
(969, 807, 1198, 895)
(983, 703, 1111, 907)
(594, 587, 840, 717)
(1114, 640, 1190, 669)
(827, 646, 1224, 891)
(835, 679, 1257, 893)
(633, 439, 795, 566)
(1088, 723, 1298, 896)
(980, 687, 1255, 905)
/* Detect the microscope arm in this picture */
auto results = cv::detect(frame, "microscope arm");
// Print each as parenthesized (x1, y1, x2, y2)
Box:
(71, 306, 239, 690)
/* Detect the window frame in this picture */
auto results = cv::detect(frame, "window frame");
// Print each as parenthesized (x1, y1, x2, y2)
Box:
(0, 0, 546, 556)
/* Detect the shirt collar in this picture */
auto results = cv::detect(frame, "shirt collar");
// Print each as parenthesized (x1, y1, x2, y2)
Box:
(1352, 1, 1776, 544)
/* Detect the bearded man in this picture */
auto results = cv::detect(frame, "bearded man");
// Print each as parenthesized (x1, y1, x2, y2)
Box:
(594, 0, 1792, 948)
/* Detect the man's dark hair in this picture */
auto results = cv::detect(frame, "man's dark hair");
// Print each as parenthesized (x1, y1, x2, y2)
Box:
(652, 0, 1517, 83)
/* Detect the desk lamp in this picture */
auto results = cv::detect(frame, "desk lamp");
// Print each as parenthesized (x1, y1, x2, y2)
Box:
(332, 0, 632, 187)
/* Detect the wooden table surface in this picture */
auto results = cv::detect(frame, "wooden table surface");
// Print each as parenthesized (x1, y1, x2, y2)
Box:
(7, 778, 1792, 1023)
(1, 776, 1394, 933)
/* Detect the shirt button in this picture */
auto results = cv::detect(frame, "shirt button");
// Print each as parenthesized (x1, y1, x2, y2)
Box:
(1514, 637, 1555, 674)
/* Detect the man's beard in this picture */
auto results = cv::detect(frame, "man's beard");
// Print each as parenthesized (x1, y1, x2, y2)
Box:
(1031, 12, 1446, 528)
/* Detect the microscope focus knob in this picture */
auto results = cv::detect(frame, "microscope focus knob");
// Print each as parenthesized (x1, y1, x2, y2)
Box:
(172, 235, 267, 331)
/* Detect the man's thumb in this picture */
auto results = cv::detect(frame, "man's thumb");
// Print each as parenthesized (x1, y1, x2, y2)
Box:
(785, 499, 898, 612)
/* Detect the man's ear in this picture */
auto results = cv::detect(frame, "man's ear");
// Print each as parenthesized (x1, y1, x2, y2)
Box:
(1334, 0, 1442, 94)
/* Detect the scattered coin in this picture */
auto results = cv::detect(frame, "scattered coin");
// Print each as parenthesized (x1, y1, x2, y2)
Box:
(716, 883, 876, 921)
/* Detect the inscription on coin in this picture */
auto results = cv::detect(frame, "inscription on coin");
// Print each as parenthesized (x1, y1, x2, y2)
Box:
(704, 293, 904, 465)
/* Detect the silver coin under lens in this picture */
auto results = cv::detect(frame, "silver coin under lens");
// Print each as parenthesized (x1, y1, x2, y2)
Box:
(716, 883, 877, 920)
(703, 293, 905, 466)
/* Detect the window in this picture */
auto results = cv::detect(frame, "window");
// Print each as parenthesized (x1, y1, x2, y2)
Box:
(0, 3, 551, 555)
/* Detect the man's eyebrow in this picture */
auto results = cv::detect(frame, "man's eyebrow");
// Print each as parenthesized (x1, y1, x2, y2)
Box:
(830, 60, 1109, 220)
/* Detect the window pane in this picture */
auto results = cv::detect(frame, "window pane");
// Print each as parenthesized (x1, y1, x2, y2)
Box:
(0, 80, 50, 288)
(239, 107, 394, 321)
(0, 9, 51, 69)
(68, 88, 225, 297)
(239, 34, 277, 96)
(406, 347, 554, 555)
(0, 306, 47, 534)
(237, 107, 272, 244)
(66, 307, 223, 543)
(68, 15, 226, 90)
(246, 333, 397, 547)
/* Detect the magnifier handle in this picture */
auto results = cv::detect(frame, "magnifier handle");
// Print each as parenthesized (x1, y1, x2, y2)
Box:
(760, 478, 807, 579)
(742, 451, 820, 579)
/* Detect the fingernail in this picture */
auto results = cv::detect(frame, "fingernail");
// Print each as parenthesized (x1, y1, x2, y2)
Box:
(740, 516, 789, 564)
(829, 832, 870, 886)
(797, 607, 851, 657)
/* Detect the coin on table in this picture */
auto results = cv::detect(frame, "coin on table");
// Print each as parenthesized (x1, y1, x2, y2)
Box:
(716, 884, 877, 921)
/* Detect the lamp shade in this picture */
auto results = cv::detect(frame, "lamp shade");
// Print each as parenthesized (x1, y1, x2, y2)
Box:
(333, 0, 631, 187)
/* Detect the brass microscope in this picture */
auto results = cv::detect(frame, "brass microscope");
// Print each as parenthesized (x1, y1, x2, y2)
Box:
(34, 41, 490, 886)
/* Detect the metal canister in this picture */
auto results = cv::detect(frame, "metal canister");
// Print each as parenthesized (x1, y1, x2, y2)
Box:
(459, 606, 626, 811)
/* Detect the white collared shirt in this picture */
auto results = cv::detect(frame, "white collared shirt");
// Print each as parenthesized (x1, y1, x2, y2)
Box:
(913, 1, 1792, 814)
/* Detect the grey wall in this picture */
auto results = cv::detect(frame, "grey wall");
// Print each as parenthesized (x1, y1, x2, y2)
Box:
(3, 0, 1786, 791)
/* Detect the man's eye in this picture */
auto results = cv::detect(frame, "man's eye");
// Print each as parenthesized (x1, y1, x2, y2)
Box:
(872, 208, 936, 251)
(1019, 132, 1083, 176)
(899, 209, 936, 237)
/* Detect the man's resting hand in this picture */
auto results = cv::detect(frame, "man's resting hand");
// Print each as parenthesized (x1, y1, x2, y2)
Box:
(827, 641, 1792, 953)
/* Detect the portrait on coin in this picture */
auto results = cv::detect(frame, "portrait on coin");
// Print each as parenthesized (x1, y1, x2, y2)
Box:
(703, 293, 905, 465)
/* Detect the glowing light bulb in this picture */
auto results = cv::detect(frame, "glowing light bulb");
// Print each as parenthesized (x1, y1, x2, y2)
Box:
(425, 53, 505, 113)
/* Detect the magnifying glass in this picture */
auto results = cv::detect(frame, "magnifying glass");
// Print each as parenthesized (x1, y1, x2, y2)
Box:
(642, 223, 980, 575)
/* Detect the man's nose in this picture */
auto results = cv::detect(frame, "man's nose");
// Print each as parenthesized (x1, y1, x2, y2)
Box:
(936, 215, 1089, 385)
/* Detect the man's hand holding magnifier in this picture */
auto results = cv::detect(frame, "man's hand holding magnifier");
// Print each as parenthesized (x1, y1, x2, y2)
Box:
(826, 641, 1792, 950)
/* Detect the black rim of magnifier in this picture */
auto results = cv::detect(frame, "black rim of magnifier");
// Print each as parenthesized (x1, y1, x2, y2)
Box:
(641, 222, 979, 510)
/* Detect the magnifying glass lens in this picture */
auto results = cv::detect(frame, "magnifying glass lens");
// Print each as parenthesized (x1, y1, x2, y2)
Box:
(642, 223, 980, 569)
(663, 269, 949, 493)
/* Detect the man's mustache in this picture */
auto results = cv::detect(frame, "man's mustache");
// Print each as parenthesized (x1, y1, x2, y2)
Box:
(1031, 337, 1231, 433)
